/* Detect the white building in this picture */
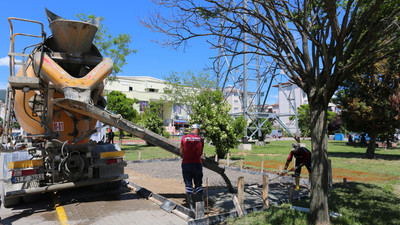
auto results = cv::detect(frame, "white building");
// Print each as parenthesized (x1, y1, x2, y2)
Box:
(223, 86, 255, 114)
(104, 76, 190, 134)
(273, 82, 308, 133)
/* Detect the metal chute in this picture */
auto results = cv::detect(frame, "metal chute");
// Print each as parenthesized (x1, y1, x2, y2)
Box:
(45, 8, 100, 56)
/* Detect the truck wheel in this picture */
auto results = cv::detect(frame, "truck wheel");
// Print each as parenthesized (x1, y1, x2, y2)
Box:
(3, 196, 21, 208)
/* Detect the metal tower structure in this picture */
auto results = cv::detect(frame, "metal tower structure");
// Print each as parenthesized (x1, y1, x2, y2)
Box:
(213, 0, 301, 142)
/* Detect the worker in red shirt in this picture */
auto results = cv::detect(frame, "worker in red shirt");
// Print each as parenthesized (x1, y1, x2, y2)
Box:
(282, 143, 312, 190)
(180, 124, 204, 211)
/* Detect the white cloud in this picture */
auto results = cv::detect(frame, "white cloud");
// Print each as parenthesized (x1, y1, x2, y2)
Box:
(0, 56, 22, 67)
(0, 57, 9, 66)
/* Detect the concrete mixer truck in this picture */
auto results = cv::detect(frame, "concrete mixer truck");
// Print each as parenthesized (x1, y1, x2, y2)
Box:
(0, 9, 127, 207)
(1, 9, 234, 208)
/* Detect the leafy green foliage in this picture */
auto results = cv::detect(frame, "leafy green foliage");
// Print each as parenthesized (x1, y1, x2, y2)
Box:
(106, 91, 140, 122)
(247, 118, 273, 141)
(328, 114, 344, 134)
(335, 56, 400, 158)
(190, 90, 246, 159)
(290, 104, 337, 136)
(76, 14, 136, 76)
(163, 71, 215, 114)
(141, 101, 165, 136)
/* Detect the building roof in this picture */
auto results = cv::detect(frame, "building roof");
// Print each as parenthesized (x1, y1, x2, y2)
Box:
(116, 76, 165, 83)
(272, 81, 293, 88)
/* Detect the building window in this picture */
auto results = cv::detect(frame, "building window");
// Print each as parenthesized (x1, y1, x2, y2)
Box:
(174, 105, 182, 114)
(234, 100, 239, 104)
(129, 86, 133, 91)
(147, 88, 158, 93)
(186, 105, 192, 114)
(234, 107, 239, 112)
(139, 101, 149, 112)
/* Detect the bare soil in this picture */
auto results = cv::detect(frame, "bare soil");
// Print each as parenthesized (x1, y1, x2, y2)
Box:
(243, 161, 399, 182)
(125, 160, 309, 215)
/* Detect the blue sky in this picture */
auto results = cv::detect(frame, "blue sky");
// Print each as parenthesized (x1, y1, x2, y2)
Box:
(0, 0, 279, 104)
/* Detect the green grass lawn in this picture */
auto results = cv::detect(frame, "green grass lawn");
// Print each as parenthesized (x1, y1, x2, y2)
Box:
(122, 140, 400, 186)
(121, 140, 400, 224)
(121, 144, 179, 160)
(224, 182, 400, 225)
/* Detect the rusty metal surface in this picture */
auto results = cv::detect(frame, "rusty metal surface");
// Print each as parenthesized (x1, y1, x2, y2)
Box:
(45, 9, 99, 56)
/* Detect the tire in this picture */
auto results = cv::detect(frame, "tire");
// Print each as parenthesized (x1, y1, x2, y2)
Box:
(273, 135, 277, 138)
(3, 196, 21, 208)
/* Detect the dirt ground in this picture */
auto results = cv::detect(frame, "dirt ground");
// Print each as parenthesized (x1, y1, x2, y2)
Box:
(125, 160, 309, 215)
(125, 168, 187, 205)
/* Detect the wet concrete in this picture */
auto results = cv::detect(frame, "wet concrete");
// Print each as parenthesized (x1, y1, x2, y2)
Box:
(127, 160, 310, 216)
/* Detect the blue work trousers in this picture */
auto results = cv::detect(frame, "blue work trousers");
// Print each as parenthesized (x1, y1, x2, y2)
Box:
(182, 163, 203, 194)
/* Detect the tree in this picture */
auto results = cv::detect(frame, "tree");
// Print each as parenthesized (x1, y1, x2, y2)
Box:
(335, 58, 400, 158)
(77, 14, 136, 76)
(163, 71, 216, 114)
(290, 104, 336, 137)
(327, 115, 343, 135)
(142, 1, 400, 223)
(106, 91, 140, 122)
(141, 101, 166, 137)
(190, 90, 246, 159)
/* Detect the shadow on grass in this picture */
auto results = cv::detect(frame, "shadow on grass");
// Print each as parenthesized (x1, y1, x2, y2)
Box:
(225, 182, 400, 225)
(328, 182, 400, 225)
(328, 142, 400, 160)
(230, 156, 245, 160)
(328, 151, 400, 160)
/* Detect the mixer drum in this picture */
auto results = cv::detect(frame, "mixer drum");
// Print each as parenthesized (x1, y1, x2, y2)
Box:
(13, 9, 112, 144)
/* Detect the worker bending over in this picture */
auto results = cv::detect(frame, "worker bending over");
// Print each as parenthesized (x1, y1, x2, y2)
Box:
(283, 143, 312, 190)
(180, 124, 204, 211)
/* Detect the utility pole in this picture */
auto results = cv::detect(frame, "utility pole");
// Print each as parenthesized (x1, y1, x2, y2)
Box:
(242, 0, 248, 141)
(255, 14, 262, 142)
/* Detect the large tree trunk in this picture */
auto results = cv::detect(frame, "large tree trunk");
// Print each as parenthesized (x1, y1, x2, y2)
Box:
(366, 132, 377, 159)
(309, 101, 330, 225)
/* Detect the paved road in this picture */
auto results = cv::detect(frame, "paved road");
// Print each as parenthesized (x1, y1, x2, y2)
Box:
(0, 185, 187, 225)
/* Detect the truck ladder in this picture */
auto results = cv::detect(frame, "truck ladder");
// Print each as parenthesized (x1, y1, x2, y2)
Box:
(53, 98, 235, 193)
(2, 18, 46, 144)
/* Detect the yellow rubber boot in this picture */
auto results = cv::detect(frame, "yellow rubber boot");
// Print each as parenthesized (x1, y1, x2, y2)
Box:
(295, 177, 300, 191)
